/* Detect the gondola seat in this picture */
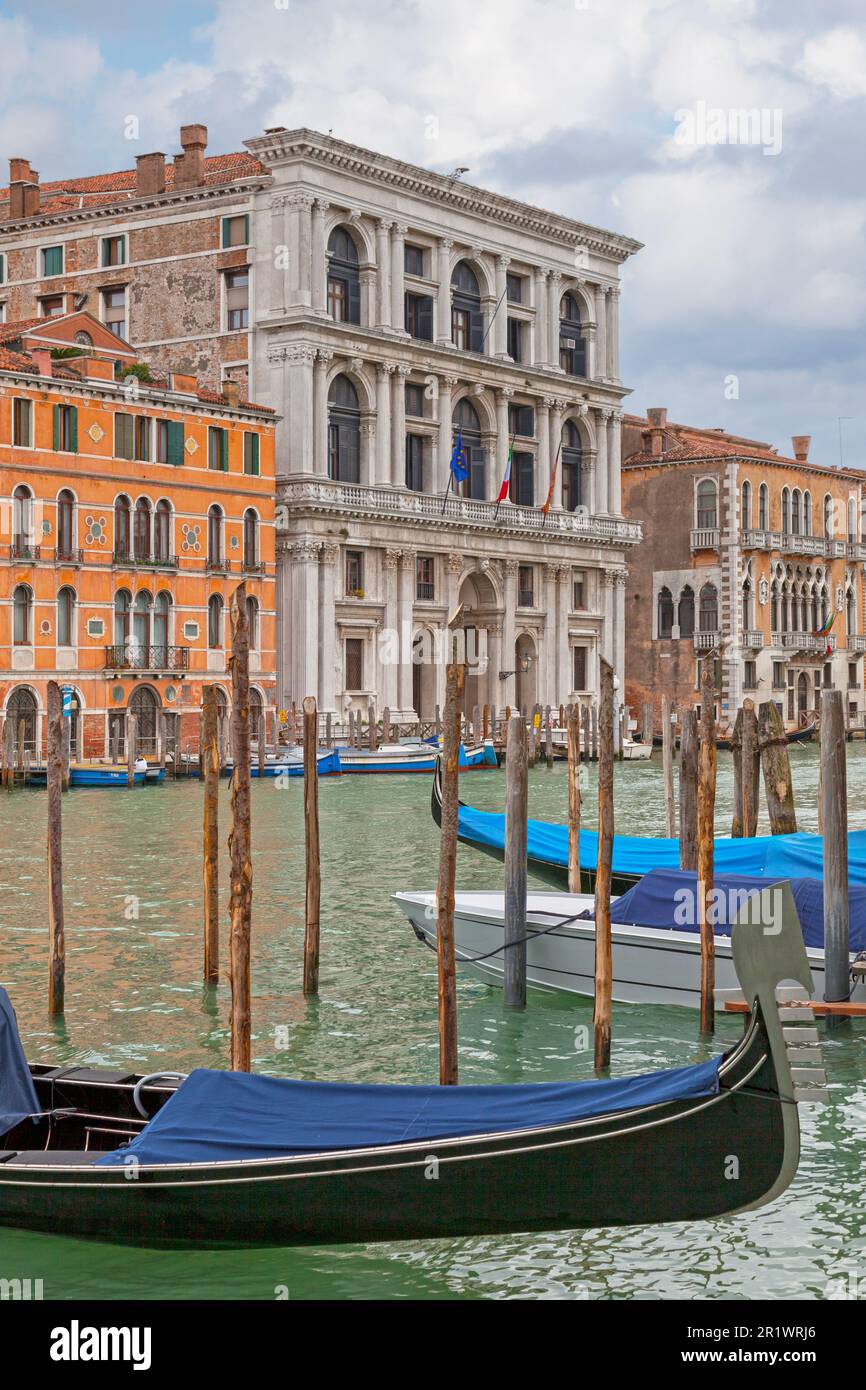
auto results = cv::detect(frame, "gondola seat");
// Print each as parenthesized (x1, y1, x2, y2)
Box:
(3, 1151, 105, 1166)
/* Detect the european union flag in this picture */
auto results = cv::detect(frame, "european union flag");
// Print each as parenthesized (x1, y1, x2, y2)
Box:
(449, 431, 470, 483)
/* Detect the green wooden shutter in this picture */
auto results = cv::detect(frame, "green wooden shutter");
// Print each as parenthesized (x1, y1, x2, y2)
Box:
(167, 420, 185, 466)
(220, 427, 229, 471)
(69, 406, 78, 454)
(53, 404, 61, 451)
(43, 245, 62, 276)
(242, 215, 250, 245)
(245, 432, 260, 475)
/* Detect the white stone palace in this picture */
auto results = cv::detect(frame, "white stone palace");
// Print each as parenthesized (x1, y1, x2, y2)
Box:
(244, 129, 642, 720)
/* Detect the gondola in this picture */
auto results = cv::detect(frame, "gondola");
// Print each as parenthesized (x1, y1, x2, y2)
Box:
(337, 739, 497, 774)
(0, 892, 825, 1248)
(651, 720, 817, 752)
(432, 761, 866, 891)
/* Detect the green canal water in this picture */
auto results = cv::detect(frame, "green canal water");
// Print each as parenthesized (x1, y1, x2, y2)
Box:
(0, 745, 865, 1300)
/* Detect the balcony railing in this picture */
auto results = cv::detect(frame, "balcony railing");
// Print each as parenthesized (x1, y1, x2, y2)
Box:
(741, 530, 856, 560)
(848, 635, 866, 653)
(517, 590, 535, 608)
(694, 630, 721, 649)
(690, 528, 720, 551)
(206, 557, 232, 573)
(772, 632, 837, 654)
(416, 581, 435, 601)
(9, 542, 40, 562)
(742, 630, 764, 649)
(55, 547, 84, 565)
(242, 558, 266, 575)
(113, 550, 179, 569)
(104, 644, 190, 671)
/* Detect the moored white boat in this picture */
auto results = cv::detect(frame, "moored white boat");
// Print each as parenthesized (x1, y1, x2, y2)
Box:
(337, 740, 496, 773)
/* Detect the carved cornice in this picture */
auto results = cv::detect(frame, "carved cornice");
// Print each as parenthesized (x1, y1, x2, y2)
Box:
(320, 542, 340, 564)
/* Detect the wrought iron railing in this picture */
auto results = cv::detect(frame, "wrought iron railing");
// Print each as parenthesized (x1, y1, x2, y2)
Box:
(104, 644, 190, 671)
(9, 542, 40, 562)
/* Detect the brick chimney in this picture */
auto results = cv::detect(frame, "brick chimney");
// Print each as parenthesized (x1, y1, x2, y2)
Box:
(792, 435, 810, 463)
(174, 124, 208, 189)
(136, 152, 166, 197)
(646, 407, 668, 456)
(30, 348, 53, 378)
(223, 379, 241, 408)
(8, 158, 39, 219)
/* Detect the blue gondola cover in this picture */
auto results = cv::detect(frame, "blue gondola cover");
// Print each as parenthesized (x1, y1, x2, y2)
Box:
(0, 986, 39, 1137)
(97, 1056, 723, 1166)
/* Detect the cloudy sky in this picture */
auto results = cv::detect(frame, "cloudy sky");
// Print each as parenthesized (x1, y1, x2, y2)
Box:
(1, 0, 864, 468)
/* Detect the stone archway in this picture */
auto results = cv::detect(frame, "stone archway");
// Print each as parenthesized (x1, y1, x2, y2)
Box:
(458, 569, 499, 714)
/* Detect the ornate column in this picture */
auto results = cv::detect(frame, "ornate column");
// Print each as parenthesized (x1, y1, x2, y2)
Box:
(312, 349, 333, 477)
(275, 536, 292, 710)
(494, 255, 510, 359)
(376, 219, 392, 330)
(391, 222, 408, 335)
(609, 409, 623, 515)
(318, 543, 339, 713)
(382, 548, 401, 712)
(398, 548, 416, 716)
(360, 419, 376, 486)
(270, 194, 289, 314)
(547, 271, 562, 370)
(594, 283, 608, 382)
(437, 375, 457, 493)
(290, 540, 320, 705)
(548, 399, 565, 508)
(596, 407, 611, 514)
(606, 287, 620, 382)
(436, 238, 453, 345)
(272, 343, 315, 474)
(496, 387, 512, 497)
(311, 199, 329, 315)
(533, 267, 549, 367)
(537, 397, 551, 509)
(585, 319, 597, 381)
(391, 364, 410, 487)
(376, 363, 394, 486)
(287, 193, 313, 307)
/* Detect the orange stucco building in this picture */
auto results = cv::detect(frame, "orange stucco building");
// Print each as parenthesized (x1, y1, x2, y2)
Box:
(0, 311, 276, 760)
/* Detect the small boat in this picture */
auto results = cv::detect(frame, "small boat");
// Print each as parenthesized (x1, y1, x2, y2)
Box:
(394, 866, 866, 1009)
(337, 739, 497, 774)
(622, 737, 653, 761)
(432, 762, 866, 891)
(0, 896, 825, 1247)
(249, 750, 341, 779)
(25, 763, 151, 788)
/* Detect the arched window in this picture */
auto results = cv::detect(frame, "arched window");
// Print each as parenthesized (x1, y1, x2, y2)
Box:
(243, 509, 258, 570)
(792, 488, 801, 535)
(657, 586, 674, 638)
(824, 494, 833, 538)
(129, 685, 160, 751)
(57, 586, 75, 647)
(12, 485, 33, 557)
(847, 586, 856, 636)
(6, 687, 37, 754)
(208, 505, 224, 566)
(248, 686, 264, 738)
(134, 498, 151, 562)
(770, 581, 779, 633)
(781, 487, 790, 534)
(678, 585, 695, 638)
(327, 375, 361, 484)
(561, 419, 582, 512)
(451, 261, 484, 353)
(154, 500, 171, 564)
(133, 590, 152, 656)
(326, 226, 360, 325)
(699, 582, 718, 632)
(246, 595, 259, 650)
(742, 580, 751, 632)
(559, 291, 586, 376)
(114, 589, 131, 648)
(154, 592, 171, 663)
(849, 497, 857, 544)
(804, 491, 812, 536)
(453, 396, 484, 499)
(57, 489, 75, 560)
(208, 594, 224, 649)
(12, 584, 33, 644)
(741, 480, 751, 530)
(758, 483, 769, 530)
(115, 495, 132, 561)
(696, 479, 717, 529)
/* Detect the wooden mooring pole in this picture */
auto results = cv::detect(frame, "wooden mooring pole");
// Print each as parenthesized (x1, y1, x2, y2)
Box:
(594, 659, 614, 1073)
(303, 695, 321, 996)
(679, 708, 698, 870)
(742, 700, 759, 838)
(567, 706, 581, 893)
(821, 689, 849, 1023)
(201, 686, 220, 986)
(436, 661, 465, 1084)
(758, 700, 797, 834)
(698, 659, 717, 1034)
(504, 713, 528, 1009)
(46, 682, 65, 1016)
(730, 709, 745, 838)
(643, 701, 653, 746)
(545, 706, 553, 769)
(126, 715, 138, 788)
(228, 584, 252, 1071)
(661, 694, 675, 838)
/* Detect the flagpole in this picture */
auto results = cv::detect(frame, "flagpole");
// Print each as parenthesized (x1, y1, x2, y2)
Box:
(480, 286, 508, 355)
(541, 442, 562, 530)
(494, 432, 517, 521)
(441, 471, 452, 516)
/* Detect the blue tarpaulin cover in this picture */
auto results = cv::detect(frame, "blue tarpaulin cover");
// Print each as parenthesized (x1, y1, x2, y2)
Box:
(456, 802, 866, 883)
(0, 986, 39, 1138)
(97, 1057, 723, 1167)
(601, 868, 866, 952)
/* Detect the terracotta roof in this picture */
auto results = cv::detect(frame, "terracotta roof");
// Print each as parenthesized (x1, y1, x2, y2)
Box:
(0, 315, 46, 343)
(624, 436, 865, 483)
(0, 152, 266, 212)
(0, 345, 35, 372)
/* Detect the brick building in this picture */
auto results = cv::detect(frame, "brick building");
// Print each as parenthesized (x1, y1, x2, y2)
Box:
(0, 311, 276, 760)
(621, 409, 866, 733)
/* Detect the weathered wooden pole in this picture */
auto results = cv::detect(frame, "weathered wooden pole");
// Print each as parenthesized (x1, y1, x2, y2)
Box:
(472, 703, 481, 746)
(17, 719, 25, 781)
(661, 694, 676, 838)
(730, 708, 745, 838)
(0, 717, 8, 790)
(742, 700, 759, 838)
(482, 703, 490, 742)
(228, 584, 252, 1072)
(679, 708, 699, 870)
(325, 711, 333, 750)
(46, 682, 65, 1016)
(545, 707, 553, 769)
(582, 703, 591, 765)
(257, 716, 266, 777)
(436, 661, 464, 1084)
(126, 714, 138, 788)
(698, 659, 717, 1034)
(368, 701, 376, 751)
(594, 660, 614, 1073)
(567, 707, 581, 893)
(201, 687, 220, 986)
(382, 706, 391, 745)
(434, 703, 441, 738)
(503, 713, 528, 1009)
(643, 701, 653, 746)
(821, 690, 849, 1018)
(758, 700, 797, 834)
(302, 695, 321, 996)
(590, 702, 598, 761)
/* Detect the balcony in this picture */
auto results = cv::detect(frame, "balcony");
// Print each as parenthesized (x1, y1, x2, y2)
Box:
(772, 632, 837, 654)
(206, 557, 232, 574)
(742, 630, 764, 649)
(694, 630, 721, 650)
(847, 541, 866, 561)
(848, 635, 866, 653)
(9, 542, 40, 563)
(104, 644, 190, 672)
(55, 547, 84, 566)
(690, 528, 720, 552)
(242, 558, 266, 575)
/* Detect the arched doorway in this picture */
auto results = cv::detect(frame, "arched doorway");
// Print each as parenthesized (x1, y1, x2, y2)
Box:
(412, 629, 437, 721)
(6, 687, 38, 757)
(128, 685, 161, 755)
(458, 570, 499, 713)
(797, 672, 809, 723)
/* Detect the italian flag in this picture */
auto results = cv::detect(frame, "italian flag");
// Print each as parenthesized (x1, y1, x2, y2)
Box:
(497, 445, 513, 503)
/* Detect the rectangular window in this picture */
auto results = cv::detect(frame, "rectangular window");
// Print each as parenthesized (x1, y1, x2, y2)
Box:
(560, 334, 587, 377)
(507, 317, 524, 362)
(12, 398, 32, 448)
(772, 660, 785, 690)
(156, 419, 185, 465)
(823, 662, 833, 689)
(573, 569, 586, 609)
(243, 432, 260, 476)
(40, 294, 64, 317)
(102, 286, 127, 339)
(101, 235, 126, 267)
(53, 404, 78, 454)
(452, 306, 470, 351)
(115, 413, 135, 460)
(416, 555, 435, 601)
(506, 272, 523, 303)
(405, 434, 425, 492)
(208, 426, 229, 471)
(517, 565, 534, 608)
(508, 403, 534, 437)
(405, 291, 433, 341)
(744, 659, 757, 690)
(346, 550, 364, 595)
(345, 637, 364, 691)
(511, 452, 534, 506)
(135, 416, 151, 462)
(225, 269, 249, 330)
(41, 244, 64, 277)
(327, 275, 348, 321)
(222, 214, 250, 248)
(405, 383, 425, 418)
(573, 646, 588, 691)
(849, 662, 858, 690)
(404, 244, 426, 277)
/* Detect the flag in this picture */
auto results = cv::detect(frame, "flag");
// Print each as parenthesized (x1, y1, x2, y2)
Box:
(449, 431, 469, 483)
(542, 445, 561, 515)
(497, 443, 513, 503)
(814, 611, 835, 638)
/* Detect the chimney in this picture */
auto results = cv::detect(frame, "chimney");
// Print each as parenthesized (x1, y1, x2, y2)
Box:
(8, 157, 39, 219)
(136, 152, 166, 197)
(792, 435, 810, 463)
(174, 123, 207, 188)
(223, 380, 240, 408)
(646, 407, 667, 456)
(30, 348, 53, 378)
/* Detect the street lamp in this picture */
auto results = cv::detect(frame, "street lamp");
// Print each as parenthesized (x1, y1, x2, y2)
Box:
(499, 652, 533, 681)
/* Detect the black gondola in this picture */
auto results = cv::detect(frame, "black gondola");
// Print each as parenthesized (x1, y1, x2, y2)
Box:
(652, 720, 817, 752)
(0, 882, 823, 1250)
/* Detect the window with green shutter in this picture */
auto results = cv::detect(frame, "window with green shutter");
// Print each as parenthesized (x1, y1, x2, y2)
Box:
(243, 432, 260, 476)
(53, 404, 78, 453)
(42, 245, 64, 277)
(222, 214, 250, 248)
(167, 419, 185, 466)
(208, 426, 229, 471)
(115, 414, 135, 460)
(0, 253, 5, 285)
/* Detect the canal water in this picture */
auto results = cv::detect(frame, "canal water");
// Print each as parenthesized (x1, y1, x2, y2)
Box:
(0, 744, 864, 1300)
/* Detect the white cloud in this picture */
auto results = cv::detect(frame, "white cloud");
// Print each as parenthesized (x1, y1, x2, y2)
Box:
(799, 27, 866, 99)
